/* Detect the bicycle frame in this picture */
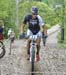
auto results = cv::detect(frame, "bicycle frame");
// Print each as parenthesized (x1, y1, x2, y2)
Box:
(29, 35, 37, 75)
(30, 35, 37, 62)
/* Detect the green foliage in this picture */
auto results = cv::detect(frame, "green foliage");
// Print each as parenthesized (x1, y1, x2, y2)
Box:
(19, 1, 58, 28)
(0, 0, 66, 40)
(0, 0, 19, 38)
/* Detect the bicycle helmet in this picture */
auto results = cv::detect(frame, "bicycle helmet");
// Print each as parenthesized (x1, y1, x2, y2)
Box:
(31, 6, 38, 15)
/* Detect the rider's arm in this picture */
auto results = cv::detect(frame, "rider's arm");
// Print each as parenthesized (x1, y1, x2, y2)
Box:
(21, 15, 28, 33)
(42, 25, 47, 35)
(21, 23, 25, 33)
(37, 15, 47, 35)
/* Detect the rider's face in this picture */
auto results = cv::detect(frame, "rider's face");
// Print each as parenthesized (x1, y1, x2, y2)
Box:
(32, 13, 37, 19)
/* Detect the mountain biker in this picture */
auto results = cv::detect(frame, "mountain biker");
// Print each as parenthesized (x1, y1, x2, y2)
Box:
(0, 20, 4, 41)
(8, 28, 15, 43)
(21, 6, 47, 61)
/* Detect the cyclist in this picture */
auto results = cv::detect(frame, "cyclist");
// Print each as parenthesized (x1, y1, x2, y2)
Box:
(0, 20, 4, 41)
(21, 6, 47, 61)
(8, 28, 15, 43)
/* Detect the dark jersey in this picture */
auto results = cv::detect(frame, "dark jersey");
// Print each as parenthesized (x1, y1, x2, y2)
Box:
(0, 26, 4, 40)
(0, 26, 4, 33)
(23, 14, 40, 34)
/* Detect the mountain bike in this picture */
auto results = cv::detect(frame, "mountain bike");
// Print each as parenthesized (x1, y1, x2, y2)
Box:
(0, 41, 5, 59)
(7, 29, 15, 55)
(29, 35, 38, 75)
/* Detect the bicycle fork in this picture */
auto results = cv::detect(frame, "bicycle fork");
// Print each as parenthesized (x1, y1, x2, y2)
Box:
(30, 45, 36, 62)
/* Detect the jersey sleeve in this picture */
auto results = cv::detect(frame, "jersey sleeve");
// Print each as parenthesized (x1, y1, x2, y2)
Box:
(37, 15, 45, 26)
(23, 15, 29, 24)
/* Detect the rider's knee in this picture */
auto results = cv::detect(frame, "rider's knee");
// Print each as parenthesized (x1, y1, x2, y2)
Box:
(36, 38, 41, 43)
(36, 44, 40, 47)
(27, 39, 31, 44)
(36, 41, 41, 45)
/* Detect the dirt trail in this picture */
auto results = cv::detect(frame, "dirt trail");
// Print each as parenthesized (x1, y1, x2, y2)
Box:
(0, 25, 66, 75)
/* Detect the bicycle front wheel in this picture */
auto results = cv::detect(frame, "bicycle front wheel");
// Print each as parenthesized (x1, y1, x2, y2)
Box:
(0, 41, 6, 59)
(31, 47, 35, 75)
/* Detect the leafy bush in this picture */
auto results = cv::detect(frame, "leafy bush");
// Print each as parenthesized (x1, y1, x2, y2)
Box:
(18, 1, 60, 32)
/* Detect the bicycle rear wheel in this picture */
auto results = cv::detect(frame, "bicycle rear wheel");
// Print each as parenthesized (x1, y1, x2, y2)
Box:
(31, 47, 35, 75)
(0, 41, 6, 59)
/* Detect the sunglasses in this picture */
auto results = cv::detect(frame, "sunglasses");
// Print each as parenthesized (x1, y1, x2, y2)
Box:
(32, 13, 37, 15)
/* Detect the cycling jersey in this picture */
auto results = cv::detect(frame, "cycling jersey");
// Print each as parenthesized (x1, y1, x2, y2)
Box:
(8, 29, 15, 39)
(0, 26, 4, 40)
(0, 26, 4, 33)
(23, 14, 44, 35)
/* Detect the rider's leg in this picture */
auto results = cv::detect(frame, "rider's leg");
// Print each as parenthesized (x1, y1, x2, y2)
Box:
(36, 31, 42, 61)
(36, 38, 41, 55)
(36, 38, 41, 61)
(26, 29, 32, 58)
(36, 31, 42, 55)
(26, 38, 31, 60)
(27, 38, 31, 55)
